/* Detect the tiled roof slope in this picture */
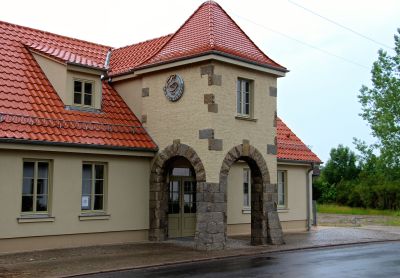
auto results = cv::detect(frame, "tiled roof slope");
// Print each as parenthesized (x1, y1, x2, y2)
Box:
(277, 117, 321, 163)
(109, 34, 172, 76)
(25, 42, 106, 70)
(0, 20, 157, 150)
(109, 1, 286, 75)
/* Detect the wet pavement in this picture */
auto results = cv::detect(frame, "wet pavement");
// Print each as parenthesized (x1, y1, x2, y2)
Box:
(79, 242, 400, 278)
(1, 226, 400, 277)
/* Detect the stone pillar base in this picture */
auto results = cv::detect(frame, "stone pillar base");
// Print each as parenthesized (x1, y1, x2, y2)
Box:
(195, 182, 226, 250)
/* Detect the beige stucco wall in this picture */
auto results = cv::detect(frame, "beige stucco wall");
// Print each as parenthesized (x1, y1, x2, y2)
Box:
(227, 161, 310, 231)
(32, 53, 67, 103)
(113, 78, 143, 119)
(277, 163, 310, 222)
(32, 52, 102, 109)
(0, 149, 151, 240)
(114, 60, 277, 184)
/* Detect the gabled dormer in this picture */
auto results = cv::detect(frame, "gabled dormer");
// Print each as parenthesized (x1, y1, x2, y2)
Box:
(26, 42, 110, 112)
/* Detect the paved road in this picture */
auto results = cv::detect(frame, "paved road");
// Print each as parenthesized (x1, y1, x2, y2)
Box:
(80, 242, 400, 278)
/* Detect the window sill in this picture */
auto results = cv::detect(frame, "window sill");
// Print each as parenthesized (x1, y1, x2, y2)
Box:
(278, 208, 289, 213)
(65, 105, 100, 113)
(242, 208, 251, 214)
(17, 215, 55, 223)
(79, 213, 110, 221)
(235, 115, 257, 122)
(243, 208, 289, 214)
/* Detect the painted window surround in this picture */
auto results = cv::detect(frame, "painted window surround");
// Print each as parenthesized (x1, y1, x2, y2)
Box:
(242, 168, 289, 214)
(236, 78, 254, 120)
(17, 159, 54, 223)
(278, 170, 288, 210)
(17, 160, 111, 224)
(243, 168, 251, 209)
(80, 162, 108, 218)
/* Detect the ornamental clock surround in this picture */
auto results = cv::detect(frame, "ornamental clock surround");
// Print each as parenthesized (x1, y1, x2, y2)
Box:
(163, 74, 184, 102)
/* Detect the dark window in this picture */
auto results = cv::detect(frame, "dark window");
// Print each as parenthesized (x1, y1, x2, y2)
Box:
(237, 79, 252, 117)
(243, 168, 250, 207)
(82, 163, 105, 211)
(74, 80, 93, 106)
(22, 161, 49, 213)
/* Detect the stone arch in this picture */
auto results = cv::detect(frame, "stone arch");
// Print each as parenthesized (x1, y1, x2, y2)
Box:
(220, 143, 284, 245)
(149, 141, 206, 242)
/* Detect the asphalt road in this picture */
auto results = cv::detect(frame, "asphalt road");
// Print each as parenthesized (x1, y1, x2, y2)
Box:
(79, 242, 400, 278)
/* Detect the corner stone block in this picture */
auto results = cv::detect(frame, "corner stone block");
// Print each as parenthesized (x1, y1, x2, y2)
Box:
(142, 87, 150, 97)
(267, 144, 277, 155)
(208, 103, 218, 113)
(141, 114, 147, 123)
(200, 65, 214, 76)
(204, 94, 215, 104)
(208, 74, 222, 86)
(208, 138, 223, 151)
(199, 129, 214, 139)
(269, 86, 277, 97)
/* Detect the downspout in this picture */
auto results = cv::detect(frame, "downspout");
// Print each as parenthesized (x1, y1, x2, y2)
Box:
(306, 163, 314, 231)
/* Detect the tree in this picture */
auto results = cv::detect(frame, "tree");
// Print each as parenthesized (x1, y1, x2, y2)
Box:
(359, 28, 400, 166)
(322, 144, 360, 186)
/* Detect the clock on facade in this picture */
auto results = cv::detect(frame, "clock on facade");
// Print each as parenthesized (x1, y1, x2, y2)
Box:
(163, 74, 184, 102)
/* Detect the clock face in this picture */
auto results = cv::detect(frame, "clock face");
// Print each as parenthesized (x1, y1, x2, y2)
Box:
(163, 74, 184, 102)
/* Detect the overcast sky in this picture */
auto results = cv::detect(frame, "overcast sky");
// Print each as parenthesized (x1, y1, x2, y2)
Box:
(1, 0, 399, 163)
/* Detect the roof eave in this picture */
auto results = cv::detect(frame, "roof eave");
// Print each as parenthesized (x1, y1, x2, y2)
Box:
(0, 138, 159, 153)
(277, 158, 322, 165)
(66, 62, 107, 73)
(111, 51, 288, 79)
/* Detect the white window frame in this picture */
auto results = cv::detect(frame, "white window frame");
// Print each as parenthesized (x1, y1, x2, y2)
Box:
(21, 159, 52, 215)
(243, 168, 251, 208)
(73, 79, 95, 107)
(277, 170, 287, 208)
(81, 162, 107, 213)
(236, 78, 252, 117)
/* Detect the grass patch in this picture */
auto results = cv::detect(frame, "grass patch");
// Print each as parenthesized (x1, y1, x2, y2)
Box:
(317, 204, 400, 216)
(384, 219, 400, 226)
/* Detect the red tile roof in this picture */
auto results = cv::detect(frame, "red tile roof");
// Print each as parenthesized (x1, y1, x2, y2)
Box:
(109, 35, 172, 76)
(0, 20, 157, 150)
(0, 2, 317, 159)
(277, 117, 321, 163)
(25, 42, 107, 70)
(109, 1, 286, 76)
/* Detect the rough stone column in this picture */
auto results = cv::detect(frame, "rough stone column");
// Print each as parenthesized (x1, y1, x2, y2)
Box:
(264, 183, 285, 245)
(251, 176, 267, 245)
(195, 182, 226, 250)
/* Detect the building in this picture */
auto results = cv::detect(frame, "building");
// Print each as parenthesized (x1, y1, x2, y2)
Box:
(0, 1, 321, 253)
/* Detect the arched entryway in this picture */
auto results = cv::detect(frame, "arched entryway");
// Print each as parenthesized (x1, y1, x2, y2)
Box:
(220, 143, 284, 245)
(167, 157, 197, 238)
(149, 141, 206, 242)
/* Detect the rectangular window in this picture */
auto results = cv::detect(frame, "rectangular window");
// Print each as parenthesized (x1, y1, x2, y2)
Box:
(74, 80, 93, 106)
(22, 160, 50, 213)
(243, 168, 251, 207)
(81, 163, 106, 212)
(277, 170, 286, 208)
(237, 79, 252, 117)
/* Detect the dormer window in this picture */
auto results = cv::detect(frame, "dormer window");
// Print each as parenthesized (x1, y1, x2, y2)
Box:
(74, 79, 94, 106)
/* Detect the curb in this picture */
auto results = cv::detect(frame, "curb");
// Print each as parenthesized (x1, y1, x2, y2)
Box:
(66, 239, 400, 277)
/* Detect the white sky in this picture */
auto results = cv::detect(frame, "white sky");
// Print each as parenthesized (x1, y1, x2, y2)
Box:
(1, 0, 399, 163)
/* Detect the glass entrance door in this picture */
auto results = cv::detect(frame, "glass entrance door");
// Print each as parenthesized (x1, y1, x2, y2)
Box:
(168, 177, 196, 238)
